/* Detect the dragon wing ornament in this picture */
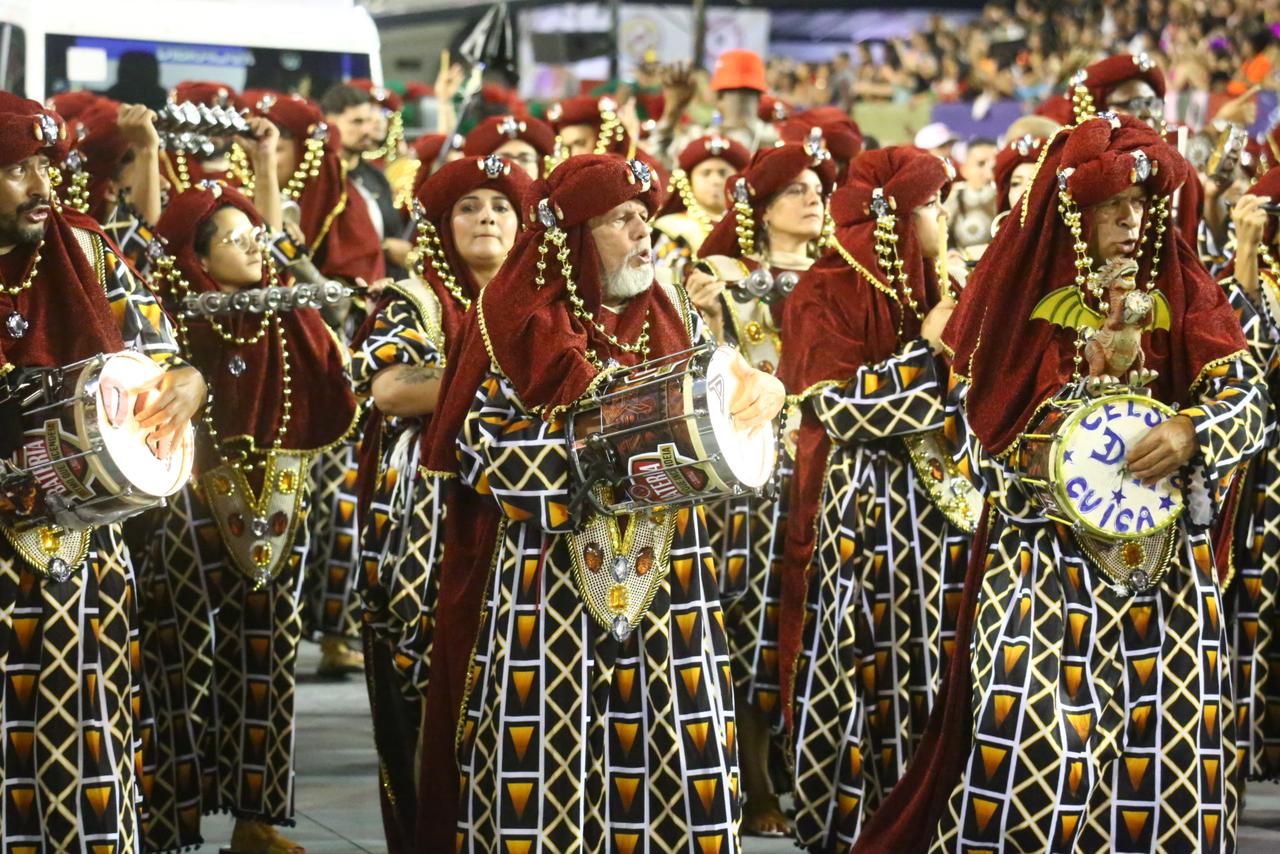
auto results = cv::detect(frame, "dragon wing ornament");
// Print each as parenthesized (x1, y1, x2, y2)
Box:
(1029, 285, 1172, 332)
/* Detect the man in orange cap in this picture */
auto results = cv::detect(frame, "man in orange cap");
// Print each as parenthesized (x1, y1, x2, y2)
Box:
(657, 49, 780, 165)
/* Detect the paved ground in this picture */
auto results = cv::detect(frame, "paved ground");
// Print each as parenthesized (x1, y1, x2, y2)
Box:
(194, 641, 1280, 852)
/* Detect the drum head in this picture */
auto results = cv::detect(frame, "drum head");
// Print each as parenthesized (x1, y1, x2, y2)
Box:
(94, 352, 195, 497)
(1056, 394, 1183, 539)
(705, 347, 777, 490)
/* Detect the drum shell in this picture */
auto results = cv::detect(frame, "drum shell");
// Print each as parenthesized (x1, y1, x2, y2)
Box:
(573, 350, 739, 509)
(4, 353, 193, 531)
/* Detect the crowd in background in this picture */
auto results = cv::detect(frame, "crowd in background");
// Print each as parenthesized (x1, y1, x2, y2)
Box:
(758, 0, 1280, 125)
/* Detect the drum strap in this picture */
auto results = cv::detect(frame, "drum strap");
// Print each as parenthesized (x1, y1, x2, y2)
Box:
(70, 226, 107, 291)
(566, 492, 676, 642)
(657, 280, 696, 342)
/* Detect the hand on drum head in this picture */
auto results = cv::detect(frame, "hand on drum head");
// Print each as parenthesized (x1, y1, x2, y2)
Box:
(132, 366, 207, 450)
(727, 352, 786, 430)
(1126, 414, 1196, 487)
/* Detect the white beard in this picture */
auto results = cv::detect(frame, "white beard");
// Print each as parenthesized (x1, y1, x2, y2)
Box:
(602, 261, 654, 303)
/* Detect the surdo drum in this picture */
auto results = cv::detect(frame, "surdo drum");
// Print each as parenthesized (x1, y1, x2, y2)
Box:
(567, 343, 777, 516)
(1019, 389, 1183, 540)
(0, 351, 195, 531)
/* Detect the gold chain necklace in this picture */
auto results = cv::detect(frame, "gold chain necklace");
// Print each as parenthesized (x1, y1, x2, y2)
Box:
(0, 233, 45, 296)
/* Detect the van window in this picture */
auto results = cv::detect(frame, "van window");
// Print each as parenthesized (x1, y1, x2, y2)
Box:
(0, 23, 26, 97)
(44, 34, 371, 105)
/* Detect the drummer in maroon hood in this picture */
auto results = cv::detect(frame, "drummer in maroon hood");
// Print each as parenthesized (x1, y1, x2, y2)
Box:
(415, 154, 783, 850)
(0, 91, 203, 852)
(853, 115, 1266, 853)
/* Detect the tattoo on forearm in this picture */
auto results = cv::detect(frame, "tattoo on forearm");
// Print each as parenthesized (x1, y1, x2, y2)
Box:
(396, 365, 442, 384)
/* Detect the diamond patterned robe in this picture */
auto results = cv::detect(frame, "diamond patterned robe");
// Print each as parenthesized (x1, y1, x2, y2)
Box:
(0, 228, 186, 852)
(450, 311, 746, 852)
(350, 292, 447, 849)
(930, 353, 1267, 853)
(1222, 274, 1280, 784)
(788, 336, 971, 851)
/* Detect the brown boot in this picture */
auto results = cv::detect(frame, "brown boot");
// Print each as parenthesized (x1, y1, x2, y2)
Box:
(317, 635, 364, 679)
(223, 818, 306, 854)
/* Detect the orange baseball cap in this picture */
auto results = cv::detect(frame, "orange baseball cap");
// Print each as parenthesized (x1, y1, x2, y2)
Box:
(711, 49, 767, 93)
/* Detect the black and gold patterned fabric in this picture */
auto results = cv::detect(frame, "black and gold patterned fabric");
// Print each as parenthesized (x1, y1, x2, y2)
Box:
(452, 353, 745, 851)
(1222, 278, 1280, 784)
(0, 228, 186, 852)
(931, 355, 1267, 852)
(302, 440, 363, 640)
(790, 337, 970, 851)
(141, 482, 310, 831)
(350, 293, 447, 845)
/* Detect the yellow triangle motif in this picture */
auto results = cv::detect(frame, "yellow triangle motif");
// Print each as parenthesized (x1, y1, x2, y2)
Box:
(1060, 813, 1080, 843)
(615, 722, 639, 756)
(993, 693, 1016, 728)
(697, 834, 724, 854)
(1068, 612, 1087, 649)
(686, 721, 710, 754)
(676, 612, 698, 646)
(1131, 704, 1153, 737)
(1128, 605, 1151, 639)
(513, 670, 535, 705)
(1132, 656, 1156, 687)
(680, 665, 703, 699)
(693, 777, 718, 813)
(615, 667, 635, 704)
(1064, 665, 1082, 699)
(507, 782, 534, 818)
(615, 777, 640, 812)
(1003, 643, 1027, 675)
(1204, 813, 1220, 843)
(972, 797, 999, 832)
(980, 745, 1007, 780)
(1204, 758, 1219, 795)
(1066, 712, 1092, 744)
(1122, 809, 1149, 842)
(517, 615, 536, 649)
(1124, 756, 1149, 790)
(508, 726, 534, 762)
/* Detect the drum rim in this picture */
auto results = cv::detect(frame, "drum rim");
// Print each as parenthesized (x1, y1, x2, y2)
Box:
(76, 350, 195, 500)
(1051, 391, 1185, 541)
(697, 346, 776, 490)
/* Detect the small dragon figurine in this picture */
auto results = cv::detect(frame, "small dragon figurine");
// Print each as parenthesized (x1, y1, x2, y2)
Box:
(1030, 257, 1172, 390)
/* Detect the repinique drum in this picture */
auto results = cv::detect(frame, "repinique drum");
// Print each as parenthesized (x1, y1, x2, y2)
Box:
(0, 350, 195, 531)
(1019, 389, 1183, 540)
(568, 343, 777, 515)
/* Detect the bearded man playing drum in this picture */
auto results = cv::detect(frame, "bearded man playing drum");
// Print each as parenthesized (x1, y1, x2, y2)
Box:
(0, 92, 205, 850)
(854, 114, 1269, 853)
(416, 154, 784, 851)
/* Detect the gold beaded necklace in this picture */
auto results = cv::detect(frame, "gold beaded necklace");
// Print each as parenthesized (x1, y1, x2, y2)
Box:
(0, 233, 45, 297)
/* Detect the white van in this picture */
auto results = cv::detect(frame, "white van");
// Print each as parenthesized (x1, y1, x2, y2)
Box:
(0, 0, 381, 102)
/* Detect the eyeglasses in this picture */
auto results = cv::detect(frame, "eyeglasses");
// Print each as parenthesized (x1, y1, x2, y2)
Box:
(1106, 96, 1164, 117)
(217, 225, 265, 253)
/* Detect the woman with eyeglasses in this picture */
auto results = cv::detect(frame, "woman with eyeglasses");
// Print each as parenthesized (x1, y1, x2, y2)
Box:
(349, 154, 530, 852)
(683, 142, 837, 838)
(775, 146, 972, 850)
(141, 183, 358, 854)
